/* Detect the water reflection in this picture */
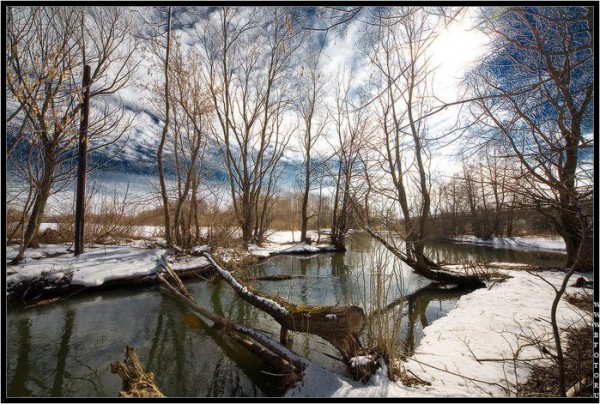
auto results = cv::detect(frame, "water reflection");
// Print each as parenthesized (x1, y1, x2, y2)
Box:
(6, 288, 281, 398)
(8, 318, 32, 397)
(401, 286, 467, 357)
(6, 234, 565, 398)
(51, 307, 76, 396)
(425, 240, 565, 268)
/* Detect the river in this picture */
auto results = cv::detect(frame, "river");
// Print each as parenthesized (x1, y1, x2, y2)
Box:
(5, 233, 566, 397)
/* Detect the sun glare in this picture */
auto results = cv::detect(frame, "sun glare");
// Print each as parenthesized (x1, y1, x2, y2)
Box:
(429, 11, 489, 101)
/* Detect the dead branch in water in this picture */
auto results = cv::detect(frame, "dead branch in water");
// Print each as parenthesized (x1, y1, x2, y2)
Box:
(110, 346, 164, 398)
(156, 258, 307, 387)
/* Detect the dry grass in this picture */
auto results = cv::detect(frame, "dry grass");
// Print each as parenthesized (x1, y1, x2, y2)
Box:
(354, 244, 406, 381)
(564, 291, 593, 313)
(458, 262, 513, 283)
(517, 322, 593, 397)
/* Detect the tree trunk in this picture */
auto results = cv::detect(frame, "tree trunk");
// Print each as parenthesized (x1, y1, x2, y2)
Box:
(156, 262, 307, 386)
(10, 144, 56, 264)
(300, 157, 310, 242)
(559, 210, 593, 272)
(157, 7, 173, 248)
(364, 226, 485, 290)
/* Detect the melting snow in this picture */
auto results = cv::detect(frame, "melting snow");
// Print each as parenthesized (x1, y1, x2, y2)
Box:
(350, 355, 373, 367)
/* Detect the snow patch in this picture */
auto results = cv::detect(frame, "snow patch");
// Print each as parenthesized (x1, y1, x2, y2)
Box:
(249, 242, 339, 257)
(404, 269, 587, 396)
(350, 355, 373, 367)
(7, 246, 211, 288)
(452, 235, 566, 252)
(287, 269, 588, 397)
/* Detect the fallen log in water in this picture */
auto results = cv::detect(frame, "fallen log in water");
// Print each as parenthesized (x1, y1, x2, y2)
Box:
(201, 252, 379, 381)
(156, 260, 307, 387)
(110, 346, 164, 398)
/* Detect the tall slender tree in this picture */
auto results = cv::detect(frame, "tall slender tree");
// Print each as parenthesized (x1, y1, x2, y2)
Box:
(201, 7, 296, 244)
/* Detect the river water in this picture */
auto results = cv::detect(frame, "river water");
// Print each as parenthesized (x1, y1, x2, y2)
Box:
(5, 234, 565, 398)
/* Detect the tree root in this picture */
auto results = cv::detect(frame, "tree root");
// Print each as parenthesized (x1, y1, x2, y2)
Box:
(110, 346, 164, 398)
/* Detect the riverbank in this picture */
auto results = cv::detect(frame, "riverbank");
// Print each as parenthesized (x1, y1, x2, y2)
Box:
(286, 267, 592, 397)
(5, 230, 342, 304)
(450, 235, 567, 253)
(5, 231, 592, 398)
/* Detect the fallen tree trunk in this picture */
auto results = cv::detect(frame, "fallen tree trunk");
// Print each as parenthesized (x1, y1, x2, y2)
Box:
(156, 260, 307, 387)
(363, 226, 485, 290)
(201, 252, 379, 381)
(110, 346, 164, 398)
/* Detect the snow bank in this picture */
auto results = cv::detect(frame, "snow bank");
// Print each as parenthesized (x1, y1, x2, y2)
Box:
(288, 269, 588, 398)
(404, 269, 587, 397)
(287, 360, 438, 398)
(7, 245, 211, 288)
(452, 235, 566, 252)
(248, 242, 339, 258)
(248, 230, 337, 258)
(266, 230, 319, 244)
(5, 243, 73, 262)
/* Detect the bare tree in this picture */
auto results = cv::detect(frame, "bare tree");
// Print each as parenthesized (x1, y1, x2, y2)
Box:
(469, 6, 594, 271)
(7, 6, 137, 263)
(200, 7, 296, 245)
(296, 47, 329, 242)
(361, 7, 484, 288)
(168, 41, 213, 248)
(328, 70, 370, 249)
(142, 7, 214, 250)
(155, 6, 174, 247)
(461, 161, 495, 240)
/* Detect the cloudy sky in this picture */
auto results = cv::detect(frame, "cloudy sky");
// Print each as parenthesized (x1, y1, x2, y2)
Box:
(111, 6, 490, 176)
(9, 5, 492, 215)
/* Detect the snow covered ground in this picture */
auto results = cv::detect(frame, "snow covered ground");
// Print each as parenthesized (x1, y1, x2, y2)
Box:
(248, 230, 339, 257)
(6, 244, 210, 288)
(287, 268, 590, 398)
(4, 229, 334, 290)
(248, 242, 339, 257)
(452, 235, 566, 253)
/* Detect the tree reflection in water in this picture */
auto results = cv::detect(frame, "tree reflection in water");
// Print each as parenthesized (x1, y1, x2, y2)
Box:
(401, 285, 467, 357)
(51, 307, 76, 396)
(8, 318, 32, 397)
